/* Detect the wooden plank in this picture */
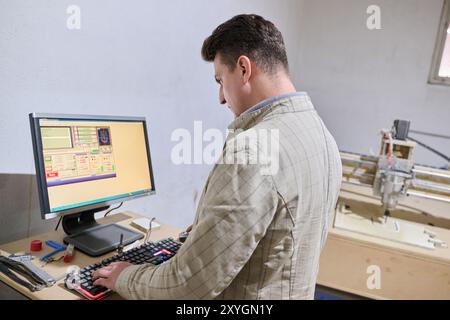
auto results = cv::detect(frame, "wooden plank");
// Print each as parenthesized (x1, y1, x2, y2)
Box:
(318, 230, 450, 300)
(334, 204, 444, 250)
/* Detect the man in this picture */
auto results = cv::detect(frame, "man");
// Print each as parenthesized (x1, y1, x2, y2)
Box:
(93, 14, 342, 299)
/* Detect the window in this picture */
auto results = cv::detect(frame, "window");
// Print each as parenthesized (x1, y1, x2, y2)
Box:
(429, 0, 450, 85)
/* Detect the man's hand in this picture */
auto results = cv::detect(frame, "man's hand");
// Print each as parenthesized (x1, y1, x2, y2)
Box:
(92, 262, 133, 290)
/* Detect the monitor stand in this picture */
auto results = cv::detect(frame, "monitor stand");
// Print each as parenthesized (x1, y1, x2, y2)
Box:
(62, 206, 107, 236)
(61, 207, 144, 257)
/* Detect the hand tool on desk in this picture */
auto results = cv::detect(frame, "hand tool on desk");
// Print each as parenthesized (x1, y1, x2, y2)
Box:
(0, 255, 47, 292)
(8, 254, 56, 286)
(40, 240, 66, 262)
(0, 260, 42, 292)
(40, 255, 64, 267)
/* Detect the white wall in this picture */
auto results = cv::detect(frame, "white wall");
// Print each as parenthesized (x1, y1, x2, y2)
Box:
(292, 0, 450, 168)
(1, 0, 449, 245)
(0, 0, 303, 243)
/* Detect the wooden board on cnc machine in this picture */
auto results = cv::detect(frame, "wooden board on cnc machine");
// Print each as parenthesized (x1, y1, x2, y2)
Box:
(317, 183, 450, 300)
(334, 203, 441, 250)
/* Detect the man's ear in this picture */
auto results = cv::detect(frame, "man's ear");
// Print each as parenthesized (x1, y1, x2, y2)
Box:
(237, 55, 252, 83)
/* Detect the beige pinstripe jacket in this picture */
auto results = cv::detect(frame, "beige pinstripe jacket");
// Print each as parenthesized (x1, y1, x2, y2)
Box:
(115, 93, 342, 300)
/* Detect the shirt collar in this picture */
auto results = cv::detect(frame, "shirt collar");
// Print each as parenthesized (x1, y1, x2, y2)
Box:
(228, 92, 312, 131)
(241, 92, 307, 116)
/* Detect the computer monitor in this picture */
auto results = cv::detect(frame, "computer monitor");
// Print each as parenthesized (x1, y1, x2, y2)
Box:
(29, 113, 156, 256)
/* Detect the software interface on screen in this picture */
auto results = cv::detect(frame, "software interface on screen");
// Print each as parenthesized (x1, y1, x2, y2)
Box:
(39, 118, 152, 213)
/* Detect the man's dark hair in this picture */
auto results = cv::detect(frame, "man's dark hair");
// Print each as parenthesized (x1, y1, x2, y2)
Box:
(201, 14, 289, 74)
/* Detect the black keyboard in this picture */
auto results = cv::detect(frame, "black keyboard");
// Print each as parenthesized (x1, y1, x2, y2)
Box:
(74, 238, 182, 300)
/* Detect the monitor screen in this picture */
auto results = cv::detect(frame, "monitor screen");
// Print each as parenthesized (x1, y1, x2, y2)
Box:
(29, 114, 155, 219)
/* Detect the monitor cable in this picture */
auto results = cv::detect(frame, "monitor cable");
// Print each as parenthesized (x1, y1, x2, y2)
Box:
(144, 217, 157, 243)
(103, 202, 124, 217)
(55, 216, 62, 232)
(53, 202, 124, 232)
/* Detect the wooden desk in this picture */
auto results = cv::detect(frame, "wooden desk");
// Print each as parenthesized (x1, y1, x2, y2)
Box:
(317, 185, 450, 300)
(0, 211, 183, 300)
(3, 197, 448, 300)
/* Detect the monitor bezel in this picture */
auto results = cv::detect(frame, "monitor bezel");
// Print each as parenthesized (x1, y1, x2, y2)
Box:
(29, 113, 156, 220)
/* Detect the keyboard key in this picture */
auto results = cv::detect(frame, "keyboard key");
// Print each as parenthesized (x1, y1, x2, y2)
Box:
(74, 238, 181, 299)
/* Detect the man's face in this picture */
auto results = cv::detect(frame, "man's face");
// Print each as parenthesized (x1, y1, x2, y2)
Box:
(213, 54, 246, 117)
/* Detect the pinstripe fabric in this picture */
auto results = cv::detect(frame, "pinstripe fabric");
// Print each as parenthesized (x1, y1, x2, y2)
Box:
(115, 94, 342, 300)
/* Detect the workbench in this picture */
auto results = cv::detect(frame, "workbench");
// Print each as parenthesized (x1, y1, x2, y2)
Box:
(0, 211, 182, 300)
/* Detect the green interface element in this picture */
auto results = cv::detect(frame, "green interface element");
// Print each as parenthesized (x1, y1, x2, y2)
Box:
(41, 127, 72, 149)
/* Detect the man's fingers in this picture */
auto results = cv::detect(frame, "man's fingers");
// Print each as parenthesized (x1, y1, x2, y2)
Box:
(92, 267, 112, 281)
(93, 277, 109, 288)
(90, 262, 130, 291)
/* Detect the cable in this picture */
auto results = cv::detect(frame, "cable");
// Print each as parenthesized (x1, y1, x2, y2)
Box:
(409, 130, 450, 140)
(103, 202, 124, 217)
(407, 136, 450, 163)
(54, 203, 124, 230)
(54, 216, 62, 231)
(144, 217, 156, 243)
